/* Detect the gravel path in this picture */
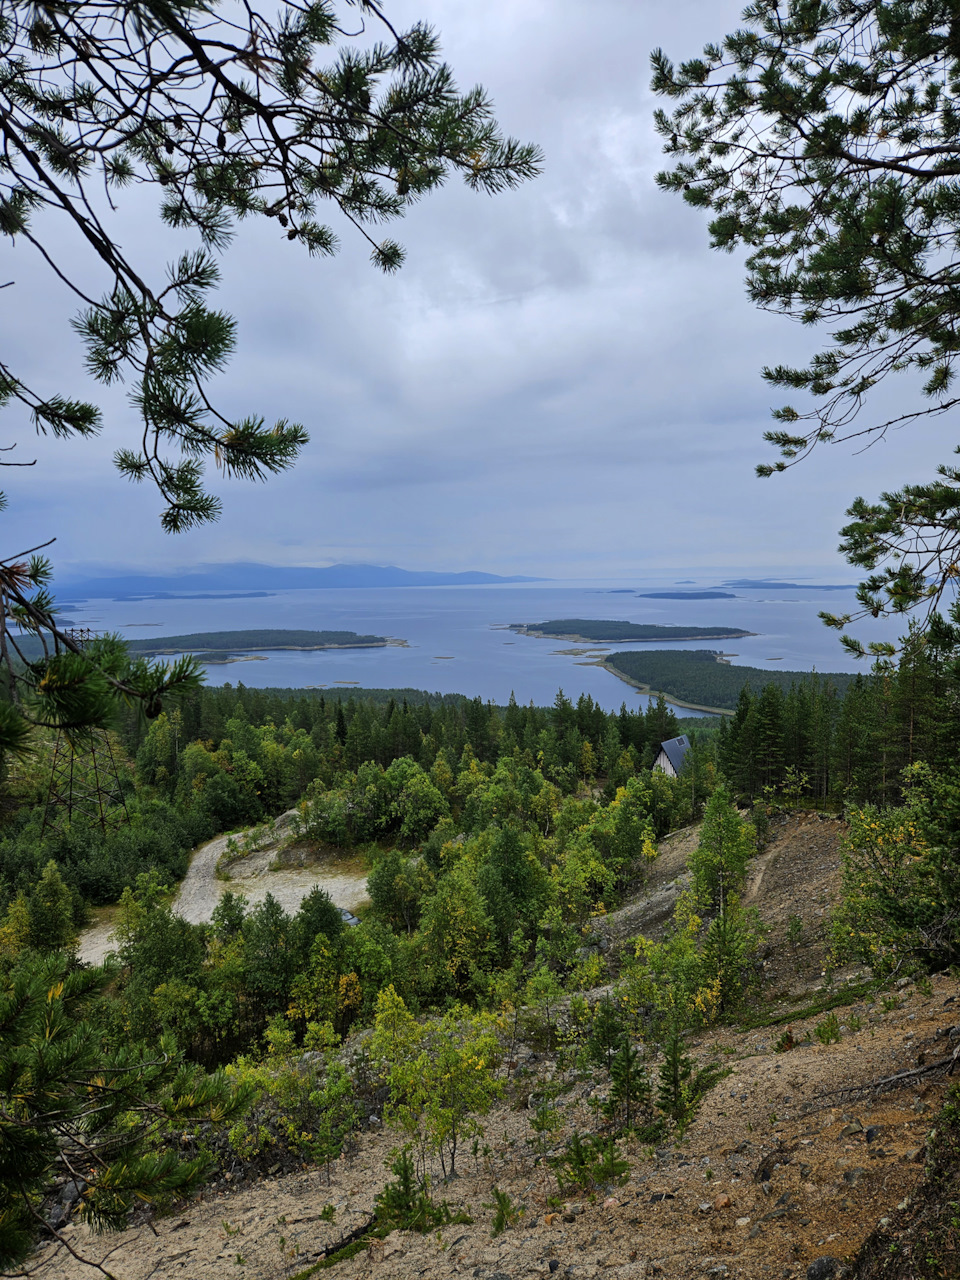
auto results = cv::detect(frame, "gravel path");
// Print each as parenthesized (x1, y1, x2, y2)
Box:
(78, 811, 370, 964)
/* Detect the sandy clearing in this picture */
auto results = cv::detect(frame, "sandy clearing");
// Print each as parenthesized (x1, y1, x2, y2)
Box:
(78, 811, 370, 964)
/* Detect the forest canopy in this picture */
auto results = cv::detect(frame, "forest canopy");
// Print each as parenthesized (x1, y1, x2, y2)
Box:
(604, 649, 855, 711)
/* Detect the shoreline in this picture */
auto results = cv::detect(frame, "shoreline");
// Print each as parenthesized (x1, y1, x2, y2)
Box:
(588, 660, 735, 716)
(510, 625, 756, 645)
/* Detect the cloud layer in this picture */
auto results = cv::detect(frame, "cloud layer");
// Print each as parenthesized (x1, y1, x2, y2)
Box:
(4, 0, 956, 580)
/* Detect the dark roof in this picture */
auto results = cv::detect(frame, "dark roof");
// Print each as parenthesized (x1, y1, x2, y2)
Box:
(659, 735, 690, 774)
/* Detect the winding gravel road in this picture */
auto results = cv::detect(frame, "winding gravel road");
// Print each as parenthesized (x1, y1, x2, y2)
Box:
(78, 811, 370, 964)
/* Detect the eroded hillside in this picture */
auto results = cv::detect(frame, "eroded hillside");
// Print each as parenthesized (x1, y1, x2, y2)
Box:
(44, 814, 960, 1280)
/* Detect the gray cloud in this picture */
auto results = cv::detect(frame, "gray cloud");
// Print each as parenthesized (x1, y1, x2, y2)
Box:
(4, 0, 956, 584)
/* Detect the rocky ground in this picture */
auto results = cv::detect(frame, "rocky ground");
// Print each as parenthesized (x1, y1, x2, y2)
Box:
(51, 813, 959, 1280)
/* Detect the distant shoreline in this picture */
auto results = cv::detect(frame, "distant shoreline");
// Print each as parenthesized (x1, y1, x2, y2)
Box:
(589, 660, 734, 716)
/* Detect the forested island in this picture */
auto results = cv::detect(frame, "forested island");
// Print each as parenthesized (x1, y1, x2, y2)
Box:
(12, 629, 402, 666)
(511, 618, 754, 643)
(129, 629, 397, 653)
(601, 648, 856, 712)
(636, 590, 736, 600)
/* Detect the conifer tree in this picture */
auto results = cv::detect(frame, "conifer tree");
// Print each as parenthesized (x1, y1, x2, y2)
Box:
(655, 1025, 725, 1135)
(701, 897, 763, 1016)
(604, 1040, 651, 1134)
(586, 996, 627, 1070)
(753, 684, 786, 793)
(653, 2, 960, 639)
(689, 784, 755, 912)
(0, 954, 250, 1270)
(655, 1028, 695, 1131)
(722, 687, 757, 799)
(27, 860, 76, 952)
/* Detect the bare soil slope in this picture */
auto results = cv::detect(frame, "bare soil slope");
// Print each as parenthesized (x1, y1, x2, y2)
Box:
(51, 814, 959, 1280)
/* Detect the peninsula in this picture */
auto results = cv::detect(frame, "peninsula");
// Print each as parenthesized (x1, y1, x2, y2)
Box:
(509, 619, 755, 644)
(599, 648, 856, 714)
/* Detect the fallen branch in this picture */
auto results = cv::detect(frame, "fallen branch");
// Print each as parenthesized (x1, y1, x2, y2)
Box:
(817, 1043, 960, 1106)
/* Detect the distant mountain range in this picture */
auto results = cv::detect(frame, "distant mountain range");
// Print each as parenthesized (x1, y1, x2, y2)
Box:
(56, 562, 544, 599)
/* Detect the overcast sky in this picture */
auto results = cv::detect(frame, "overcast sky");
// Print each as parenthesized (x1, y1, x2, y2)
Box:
(4, 0, 956, 581)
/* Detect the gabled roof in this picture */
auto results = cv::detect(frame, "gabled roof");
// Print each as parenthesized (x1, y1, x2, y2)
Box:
(659, 735, 690, 774)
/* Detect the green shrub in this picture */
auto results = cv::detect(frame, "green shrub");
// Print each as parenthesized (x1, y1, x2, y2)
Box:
(814, 1012, 841, 1045)
(550, 1131, 630, 1193)
(487, 1187, 524, 1236)
(373, 1150, 470, 1233)
(775, 1027, 797, 1053)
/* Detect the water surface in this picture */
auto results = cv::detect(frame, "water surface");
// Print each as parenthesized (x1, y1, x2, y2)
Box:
(68, 578, 900, 714)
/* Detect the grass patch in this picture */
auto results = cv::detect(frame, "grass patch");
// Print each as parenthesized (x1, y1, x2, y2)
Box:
(288, 1229, 385, 1279)
(738, 979, 879, 1032)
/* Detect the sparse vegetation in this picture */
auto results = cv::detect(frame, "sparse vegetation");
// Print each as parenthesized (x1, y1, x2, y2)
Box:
(814, 1012, 842, 1045)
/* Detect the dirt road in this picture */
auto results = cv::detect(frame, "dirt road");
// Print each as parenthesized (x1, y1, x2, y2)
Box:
(78, 811, 370, 964)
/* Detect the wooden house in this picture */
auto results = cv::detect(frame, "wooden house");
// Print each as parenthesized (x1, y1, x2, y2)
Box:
(653, 734, 690, 778)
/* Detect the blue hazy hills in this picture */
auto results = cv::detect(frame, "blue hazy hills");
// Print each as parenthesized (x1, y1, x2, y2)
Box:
(57, 563, 545, 600)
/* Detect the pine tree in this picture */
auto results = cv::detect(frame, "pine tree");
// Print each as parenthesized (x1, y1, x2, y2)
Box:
(655, 1029, 695, 1130)
(605, 1041, 651, 1134)
(0, 954, 250, 1270)
(807, 679, 838, 805)
(656, 1027, 725, 1135)
(701, 899, 762, 1016)
(586, 997, 627, 1070)
(689, 785, 755, 912)
(754, 684, 785, 793)
(28, 861, 76, 952)
(722, 687, 758, 799)
(654, 3, 960, 636)
(644, 695, 679, 750)
(335, 704, 348, 746)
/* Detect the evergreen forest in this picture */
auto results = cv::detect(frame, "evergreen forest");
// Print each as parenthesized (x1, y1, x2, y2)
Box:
(6, 619, 960, 1271)
(605, 648, 857, 710)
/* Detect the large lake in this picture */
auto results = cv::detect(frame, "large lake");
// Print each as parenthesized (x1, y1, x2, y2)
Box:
(67, 579, 904, 715)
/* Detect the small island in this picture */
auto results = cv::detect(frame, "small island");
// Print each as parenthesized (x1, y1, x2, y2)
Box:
(600, 590, 736, 599)
(509, 619, 755, 644)
(635, 590, 736, 600)
(722, 579, 854, 591)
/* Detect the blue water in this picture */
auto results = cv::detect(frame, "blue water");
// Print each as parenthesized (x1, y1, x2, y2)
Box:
(67, 578, 903, 714)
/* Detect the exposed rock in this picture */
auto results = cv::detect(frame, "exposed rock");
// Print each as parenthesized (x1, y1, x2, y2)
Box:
(806, 1259, 842, 1280)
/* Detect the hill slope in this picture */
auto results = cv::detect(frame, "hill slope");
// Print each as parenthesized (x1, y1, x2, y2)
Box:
(53, 814, 957, 1280)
